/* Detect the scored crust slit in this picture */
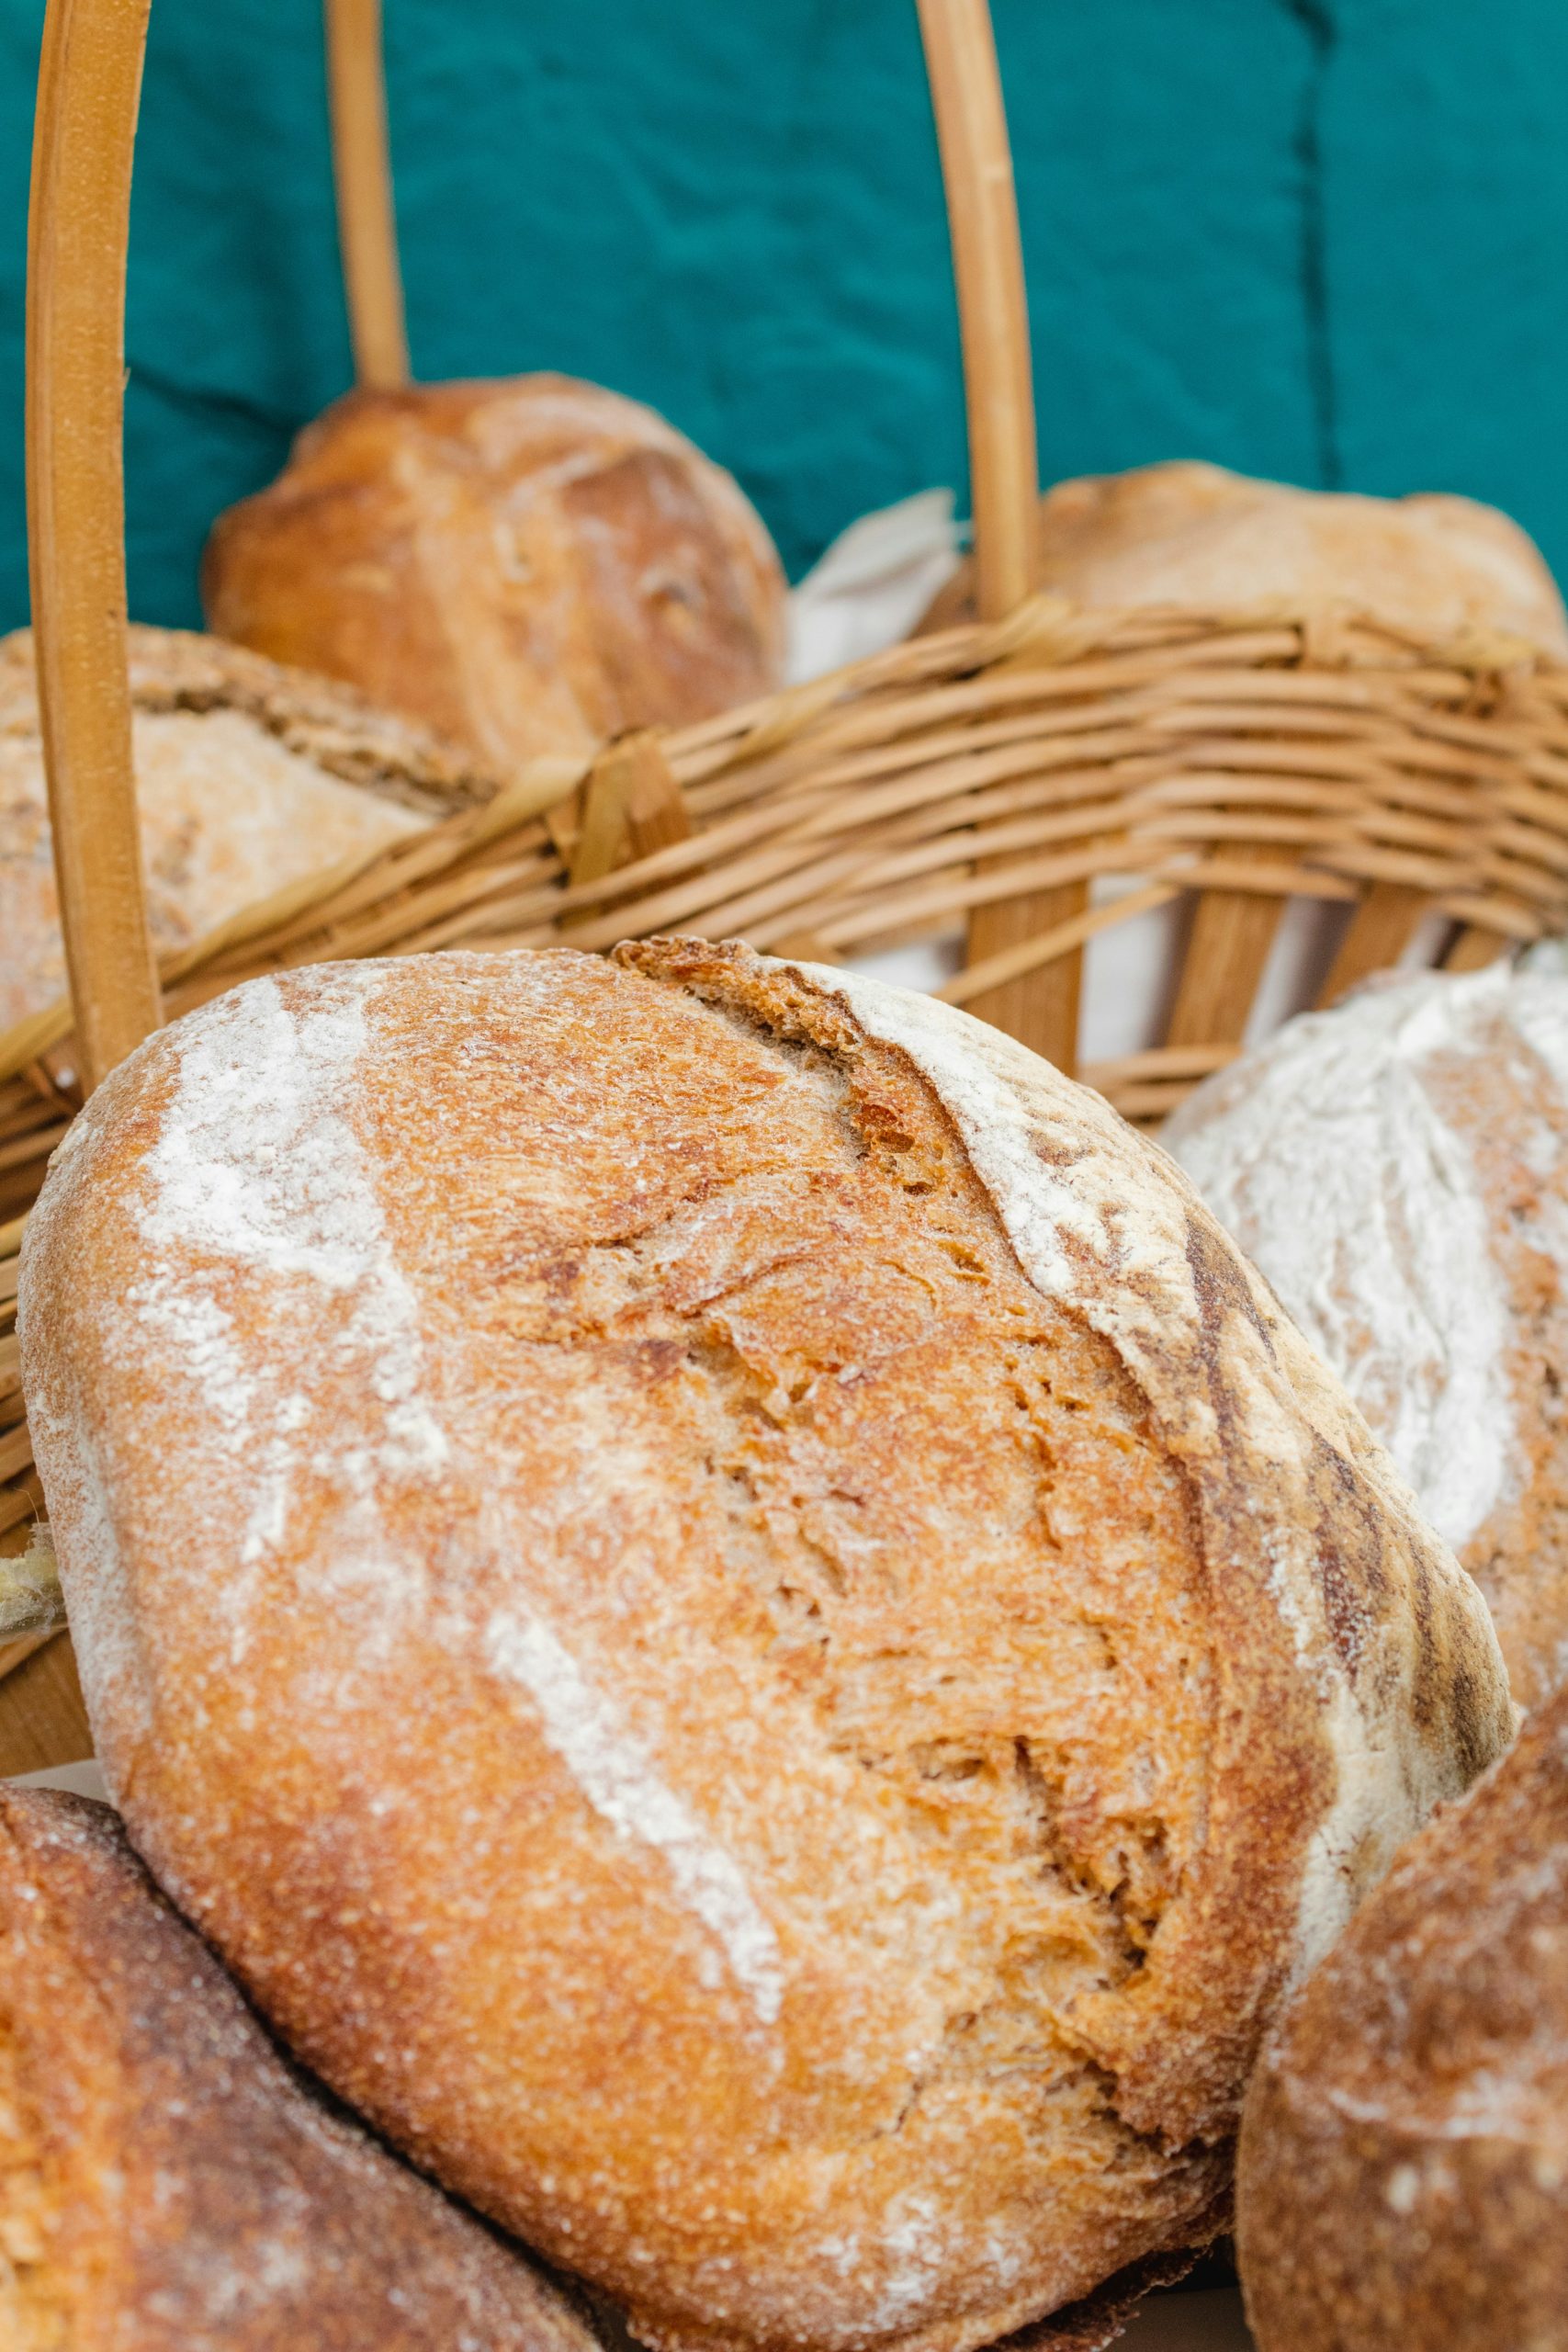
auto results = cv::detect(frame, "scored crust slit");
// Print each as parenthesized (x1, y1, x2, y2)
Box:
(17, 939, 1512, 2352)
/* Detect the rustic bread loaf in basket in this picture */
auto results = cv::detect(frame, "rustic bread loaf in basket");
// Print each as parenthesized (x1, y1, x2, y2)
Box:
(0, 5, 1539, 2344)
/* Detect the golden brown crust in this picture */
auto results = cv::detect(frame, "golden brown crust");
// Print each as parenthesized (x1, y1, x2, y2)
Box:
(0, 624, 498, 814)
(201, 375, 788, 772)
(19, 942, 1511, 2352)
(1235, 1683, 1568, 2352)
(921, 460, 1568, 653)
(0, 1786, 603, 2352)
(0, 623, 499, 1034)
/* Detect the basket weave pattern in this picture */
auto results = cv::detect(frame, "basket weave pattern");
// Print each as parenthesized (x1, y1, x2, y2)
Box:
(6, 590, 1566, 1545)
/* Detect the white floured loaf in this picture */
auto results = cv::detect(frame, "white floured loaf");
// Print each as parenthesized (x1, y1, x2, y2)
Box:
(1167, 962, 1568, 1710)
(18, 939, 1510, 2352)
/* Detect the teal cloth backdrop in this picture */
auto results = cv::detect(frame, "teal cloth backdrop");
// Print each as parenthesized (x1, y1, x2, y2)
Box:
(1, 0, 1566, 627)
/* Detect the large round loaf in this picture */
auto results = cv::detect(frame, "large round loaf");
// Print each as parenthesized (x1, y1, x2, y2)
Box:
(0, 1786, 602, 2352)
(1166, 964, 1568, 1710)
(202, 376, 788, 772)
(19, 940, 1511, 2352)
(1236, 1679, 1568, 2352)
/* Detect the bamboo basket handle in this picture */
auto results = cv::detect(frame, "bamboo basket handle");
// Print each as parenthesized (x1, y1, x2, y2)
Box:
(919, 1, 1077, 1068)
(27, 0, 161, 1093)
(324, 0, 1033, 589)
(916, 0, 1039, 618)
(324, 0, 410, 388)
(23, 0, 1037, 1103)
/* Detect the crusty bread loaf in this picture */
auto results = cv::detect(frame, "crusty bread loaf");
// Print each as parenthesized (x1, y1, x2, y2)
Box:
(19, 939, 1511, 2352)
(0, 1785, 603, 2352)
(1167, 964, 1568, 1711)
(0, 624, 496, 1035)
(1236, 1679, 1568, 2352)
(921, 459, 1568, 652)
(202, 375, 788, 772)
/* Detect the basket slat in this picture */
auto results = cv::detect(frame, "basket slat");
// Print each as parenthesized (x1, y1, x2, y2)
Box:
(1316, 880, 1433, 1004)
(1165, 872, 1282, 1050)
(325, 0, 410, 388)
(918, 0, 1088, 1072)
(1442, 922, 1512, 973)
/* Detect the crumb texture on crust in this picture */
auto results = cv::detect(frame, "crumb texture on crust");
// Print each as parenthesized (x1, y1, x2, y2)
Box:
(0, 1786, 603, 2352)
(0, 623, 498, 1035)
(20, 942, 1511, 2352)
(1236, 1680, 1568, 2352)
(201, 374, 788, 771)
(1168, 963, 1568, 1709)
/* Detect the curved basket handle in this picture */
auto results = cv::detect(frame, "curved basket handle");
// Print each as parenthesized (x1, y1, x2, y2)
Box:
(27, 0, 161, 1092)
(26, 0, 1043, 1100)
(916, 0, 1039, 619)
(325, 0, 409, 388)
(323, 0, 1038, 601)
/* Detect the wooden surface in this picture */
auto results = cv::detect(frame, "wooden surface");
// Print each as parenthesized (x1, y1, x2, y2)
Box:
(26, 0, 161, 1092)
(918, 0, 1083, 1072)
(325, 0, 411, 389)
(0, 1632, 91, 1778)
(1444, 923, 1511, 974)
(1168, 860, 1286, 1050)
(1317, 880, 1431, 1006)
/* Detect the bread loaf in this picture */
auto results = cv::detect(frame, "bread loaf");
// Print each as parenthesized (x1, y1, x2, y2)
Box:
(1167, 964, 1568, 1710)
(18, 939, 1511, 2352)
(921, 460, 1568, 652)
(1236, 1679, 1568, 2352)
(0, 1784, 604, 2352)
(0, 624, 495, 1035)
(202, 375, 788, 772)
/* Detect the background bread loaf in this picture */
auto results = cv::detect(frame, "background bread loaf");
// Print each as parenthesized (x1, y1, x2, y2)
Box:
(202, 376, 789, 773)
(1237, 1680, 1568, 2352)
(0, 1785, 604, 2352)
(922, 460, 1568, 651)
(0, 624, 495, 1034)
(1167, 963, 1568, 1710)
(18, 941, 1511, 2352)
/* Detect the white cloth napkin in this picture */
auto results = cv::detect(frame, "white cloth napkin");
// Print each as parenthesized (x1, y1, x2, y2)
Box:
(786, 489, 964, 684)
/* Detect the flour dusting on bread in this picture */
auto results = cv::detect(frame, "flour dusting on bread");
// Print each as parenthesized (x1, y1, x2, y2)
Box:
(21, 940, 1513, 2352)
(137, 972, 447, 1611)
(486, 1608, 784, 2021)
(1168, 963, 1568, 1708)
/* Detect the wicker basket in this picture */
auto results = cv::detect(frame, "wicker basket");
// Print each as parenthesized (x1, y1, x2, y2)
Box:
(6, 0, 1568, 1767)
